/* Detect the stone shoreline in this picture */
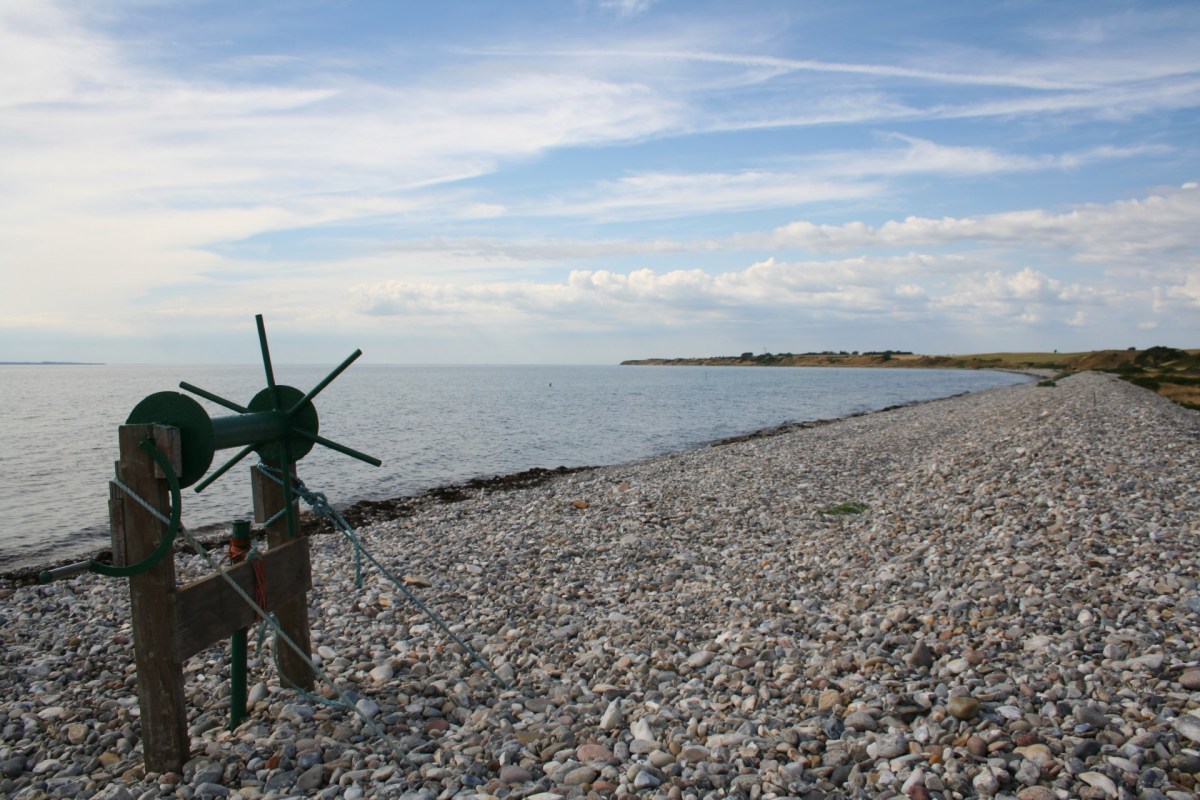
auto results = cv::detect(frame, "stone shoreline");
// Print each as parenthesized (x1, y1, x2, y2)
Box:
(2, 371, 1199, 799)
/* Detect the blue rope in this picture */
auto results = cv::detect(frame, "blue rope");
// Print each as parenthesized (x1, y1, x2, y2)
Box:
(175, 527, 396, 752)
(255, 463, 513, 690)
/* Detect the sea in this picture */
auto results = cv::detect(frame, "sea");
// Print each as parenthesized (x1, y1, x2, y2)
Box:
(0, 363, 1030, 572)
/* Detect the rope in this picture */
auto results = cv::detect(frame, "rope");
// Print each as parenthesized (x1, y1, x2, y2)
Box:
(113, 476, 181, 531)
(255, 464, 513, 690)
(251, 559, 267, 614)
(109, 457, 404, 760)
(262, 502, 294, 530)
(108, 453, 512, 763)
(172, 523, 401, 755)
(228, 539, 268, 618)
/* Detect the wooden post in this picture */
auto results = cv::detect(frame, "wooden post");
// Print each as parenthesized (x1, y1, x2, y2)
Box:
(115, 424, 188, 773)
(251, 465, 314, 690)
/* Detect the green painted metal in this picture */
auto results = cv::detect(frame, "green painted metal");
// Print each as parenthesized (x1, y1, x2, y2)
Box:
(181, 315, 380, 503)
(42, 313, 380, 586)
(90, 438, 184, 578)
(125, 393, 215, 488)
(39, 437, 185, 583)
(244, 386, 318, 466)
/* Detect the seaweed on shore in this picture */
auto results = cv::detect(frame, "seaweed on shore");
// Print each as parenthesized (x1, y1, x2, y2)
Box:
(305, 465, 590, 533)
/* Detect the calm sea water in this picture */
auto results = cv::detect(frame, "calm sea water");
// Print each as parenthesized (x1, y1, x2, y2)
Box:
(0, 364, 1028, 571)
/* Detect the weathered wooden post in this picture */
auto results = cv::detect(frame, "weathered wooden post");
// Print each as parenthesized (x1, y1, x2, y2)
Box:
(39, 314, 379, 773)
(116, 423, 188, 770)
(252, 467, 314, 690)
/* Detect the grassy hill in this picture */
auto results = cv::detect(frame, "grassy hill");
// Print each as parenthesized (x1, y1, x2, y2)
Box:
(622, 347, 1200, 409)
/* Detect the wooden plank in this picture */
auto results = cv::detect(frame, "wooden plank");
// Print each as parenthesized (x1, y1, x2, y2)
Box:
(108, 469, 127, 567)
(251, 465, 314, 690)
(119, 424, 188, 773)
(172, 538, 312, 662)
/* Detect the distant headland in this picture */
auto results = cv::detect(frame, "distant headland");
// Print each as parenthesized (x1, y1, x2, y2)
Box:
(0, 361, 104, 366)
(622, 347, 1200, 410)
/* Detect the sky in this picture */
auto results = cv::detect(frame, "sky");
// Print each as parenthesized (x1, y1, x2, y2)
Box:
(1, 0, 1198, 364)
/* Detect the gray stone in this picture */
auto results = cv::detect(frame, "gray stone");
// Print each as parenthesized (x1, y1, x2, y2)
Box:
(843, 710, 877, 731)
(563, 766, 599, 785)
(1075, 704, 1110, 728)
(192, 763, 224, 785)
(633, 769, 662, 789)
(499, 765, 532, 784)
(354, 697, 380, 719)
(294, 763, 324, 792)
(599, 699, 623, 731)
(1014, 758, 1041, 786)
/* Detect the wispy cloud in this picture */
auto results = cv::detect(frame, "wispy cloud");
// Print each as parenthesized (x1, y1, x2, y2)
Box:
(561, 49, 1097, 91)
(596, 0, 658, 19)
(746, 183, 1200, 263)
(491, 136, 1164, 222)
(0, 0, 1196, 360)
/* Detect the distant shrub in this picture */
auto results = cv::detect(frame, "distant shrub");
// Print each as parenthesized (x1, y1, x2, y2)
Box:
(1126, 375, 1161, 391)
(1136, 346, 1188, 367)
(1037, 379, 1057, 387)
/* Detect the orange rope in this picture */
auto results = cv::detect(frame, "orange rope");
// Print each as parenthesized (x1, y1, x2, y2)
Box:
(229, 538, 268, 617)
(228, 538, 251, 563)
(252, 558, 267, 614)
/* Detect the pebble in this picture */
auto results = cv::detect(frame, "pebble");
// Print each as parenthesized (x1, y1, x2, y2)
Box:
(1016, 788, 1058, 800)
(1075, 703, 1110, 728)
(844, 710, 878, 731)
(1080, 770, 1118, 796)
(498, 765, 532, 784)
(1172, 714, 1200, 744)
(3, 372, 1199, 799)
(947, 695, 981, 721)
(598, 699, 623, 730)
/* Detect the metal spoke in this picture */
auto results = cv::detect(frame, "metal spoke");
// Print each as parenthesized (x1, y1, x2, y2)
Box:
(293, 428, 382, 467)
(179, 382, 248, 414)
(193, 445, 256, 493)
(255, 314, 281, 410)
(288, 349, 362, 415)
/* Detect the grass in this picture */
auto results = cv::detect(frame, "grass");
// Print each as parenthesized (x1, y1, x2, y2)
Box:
(819, 502, 869, 516)
(949, 351, 1084, 367)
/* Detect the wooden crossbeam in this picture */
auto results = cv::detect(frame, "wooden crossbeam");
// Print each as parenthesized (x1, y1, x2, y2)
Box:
(172, 538, 311, 662)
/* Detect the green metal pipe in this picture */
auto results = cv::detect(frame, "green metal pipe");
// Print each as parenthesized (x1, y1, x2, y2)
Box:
(230, 630, 247, 729)
(211, 412, 288, 451)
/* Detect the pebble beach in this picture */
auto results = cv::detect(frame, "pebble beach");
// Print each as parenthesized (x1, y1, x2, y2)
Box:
(2, 370, 1199, 800)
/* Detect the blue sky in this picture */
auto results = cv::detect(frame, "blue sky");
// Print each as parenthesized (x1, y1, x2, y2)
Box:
(1, 0, 1197, 364)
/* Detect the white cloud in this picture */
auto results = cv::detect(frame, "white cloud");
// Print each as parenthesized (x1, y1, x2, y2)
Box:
(597, 0, 657, 18)
(353, 254, 989, 325)
(1, 2, 1196, 359)
(752, 183, 1200, 265)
